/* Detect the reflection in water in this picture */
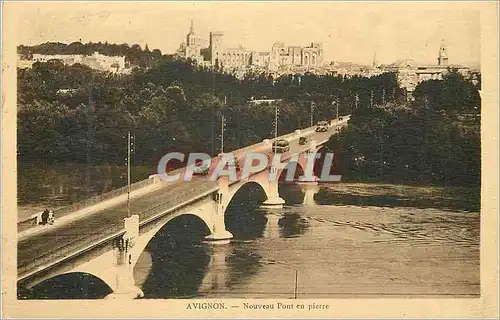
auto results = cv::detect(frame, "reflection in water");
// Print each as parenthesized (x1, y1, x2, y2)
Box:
(19, 273, 112, 299)
(278, 184, 305, 205)
(263, 213, 281, 239)
(225, 182, 268, 240)
(198, 244, 234, 295)
(139, 215, 211, 298)
(224, 245, 263, 292)
(135, 183, 479, 298)
(20, 182, 480, 299)
(278, 213, 309, 238)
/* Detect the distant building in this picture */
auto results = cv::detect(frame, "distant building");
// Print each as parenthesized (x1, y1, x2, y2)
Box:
(380, 40, 472, 96)
(323, 61, 381, 78)
(209, 31, 224, 68)
(251, 52, 271, 69)
(248, 98, 283, 106)
(174, 20, 325, 76)
(223, 45, 253, 72)
(382, 59, 419, 92)
(414, 64, 469, 82)
(414, 40, 469, 82)
(81, 52, 127, 73)
(437, 40, 449, 66)
(17, 52, 130, 74)
(176, 20, 205, 64)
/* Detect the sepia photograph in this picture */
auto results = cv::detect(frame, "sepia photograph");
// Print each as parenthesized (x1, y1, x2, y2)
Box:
(1, 1, 498, 318)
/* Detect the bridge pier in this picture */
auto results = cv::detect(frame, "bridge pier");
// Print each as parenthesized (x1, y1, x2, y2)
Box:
(104, 215, 144, 299)
(262, 180, 285, 208)
(300, 184, 320, 206)
(297, 140, 320, 185)
(199, 243, 231, 293)
(205, 176, 233, 243)
(297, 176, 319, 186)
(104, 251, 144, 300)
(262, 166, 285, 208)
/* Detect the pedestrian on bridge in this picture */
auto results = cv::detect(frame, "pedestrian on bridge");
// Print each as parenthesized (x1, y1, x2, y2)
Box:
(41, 209, 50, 225)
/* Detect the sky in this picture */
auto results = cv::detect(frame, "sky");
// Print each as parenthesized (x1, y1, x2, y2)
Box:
(14, 2, 481, 66)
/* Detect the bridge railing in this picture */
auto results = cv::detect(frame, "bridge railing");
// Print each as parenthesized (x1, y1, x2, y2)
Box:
(18, 116, 350, 233)
(18, 117, 352, 277)
(229, 123, 319, 158)
(18, 182, 218, 278)
(138, 182, 218, 228)
(18, 173, 162, 232)
(18, 221, 124, 278)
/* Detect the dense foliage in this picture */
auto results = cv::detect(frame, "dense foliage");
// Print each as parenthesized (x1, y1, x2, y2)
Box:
(18, 42, 163, 68)
(18, 46, 480, 187)
(18, 55, 401, 167)
(327, 72, 481, 186)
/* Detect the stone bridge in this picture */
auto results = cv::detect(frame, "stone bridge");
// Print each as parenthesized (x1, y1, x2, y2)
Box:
(17, 116, 350, 299)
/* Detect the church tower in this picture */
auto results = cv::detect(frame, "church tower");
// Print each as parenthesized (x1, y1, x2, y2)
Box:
(437, 40, 448, 66)
(186, 20, 197, 47)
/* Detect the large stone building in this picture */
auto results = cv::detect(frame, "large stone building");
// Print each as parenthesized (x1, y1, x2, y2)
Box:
(380, 40, 471, 95)
(175, 20, 324, 75)
(18, 52, 129, 74)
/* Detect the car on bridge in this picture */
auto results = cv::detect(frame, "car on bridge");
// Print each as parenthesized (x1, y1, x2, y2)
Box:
(272, 139, 290, 153)
(315, 121, 329, 132)
(299, 136, 309, 145)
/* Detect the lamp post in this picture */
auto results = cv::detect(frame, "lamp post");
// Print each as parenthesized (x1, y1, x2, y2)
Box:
(220, 95, 228, 154)
(335, 88, 340, 120)
(275, 104, 279, 140)
(125, 131, 135, 218)
(85, 88, 95, 199)
(211, 66, 216, 156)
(310, 101, 315, 127)
(221, 115, 225, 154)
(336, 95, 339, 121)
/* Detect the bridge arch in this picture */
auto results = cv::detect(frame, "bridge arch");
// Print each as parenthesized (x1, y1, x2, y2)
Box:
(20, 271, 113, 299)
(226, 178, 271, 208)
(21, 207, 216, 299)
(276, 157, 308, 183)
(129, 208, 214, 270)
(282, 146, 333, 182)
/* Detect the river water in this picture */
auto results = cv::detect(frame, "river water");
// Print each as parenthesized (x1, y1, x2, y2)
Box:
(19, 166, 480, 299)
(133, 184, 479, 299)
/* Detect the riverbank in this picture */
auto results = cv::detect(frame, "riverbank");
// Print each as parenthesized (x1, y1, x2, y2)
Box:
(18, 179, 480, 222)
(316, 182, 480, 212)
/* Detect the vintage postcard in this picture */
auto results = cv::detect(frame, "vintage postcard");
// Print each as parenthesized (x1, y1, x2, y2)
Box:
(1, 1, 498, 318)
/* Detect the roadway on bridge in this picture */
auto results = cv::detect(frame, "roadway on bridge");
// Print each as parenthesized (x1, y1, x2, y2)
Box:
(18, 121, 345, 279)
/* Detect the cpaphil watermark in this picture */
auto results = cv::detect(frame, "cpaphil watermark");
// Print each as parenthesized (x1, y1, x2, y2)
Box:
(157, 151, 341, 183)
